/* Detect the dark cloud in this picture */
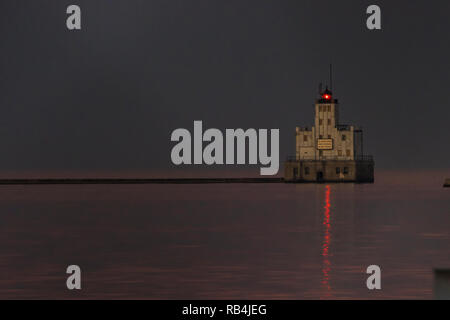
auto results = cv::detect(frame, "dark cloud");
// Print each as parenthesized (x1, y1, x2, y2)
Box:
(0, 0, 449, 172)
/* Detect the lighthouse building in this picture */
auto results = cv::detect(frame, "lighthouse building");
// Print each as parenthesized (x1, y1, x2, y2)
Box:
(284, 87, 374, 182)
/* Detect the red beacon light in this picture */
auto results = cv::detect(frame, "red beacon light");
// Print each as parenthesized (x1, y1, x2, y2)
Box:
(319, 85, 333, 101)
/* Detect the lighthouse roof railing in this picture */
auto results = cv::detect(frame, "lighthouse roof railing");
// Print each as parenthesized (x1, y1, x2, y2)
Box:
(286, 155, 374, 162)
(317, 98, 338, 104)
(337, 124, 351, 131)
(296, 126, 312, 132)
(336, 124, 363, 131)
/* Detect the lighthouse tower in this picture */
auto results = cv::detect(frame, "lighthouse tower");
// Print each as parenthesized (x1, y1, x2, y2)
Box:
(285, 83, 374, 182)
(296, 86, 363, 162)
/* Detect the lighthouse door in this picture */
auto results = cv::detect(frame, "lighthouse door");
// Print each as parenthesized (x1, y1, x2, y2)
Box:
(317, 171, 324, 182)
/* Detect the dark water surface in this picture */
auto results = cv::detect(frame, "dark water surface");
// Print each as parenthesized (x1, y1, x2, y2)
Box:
(0, 170, 449, 299)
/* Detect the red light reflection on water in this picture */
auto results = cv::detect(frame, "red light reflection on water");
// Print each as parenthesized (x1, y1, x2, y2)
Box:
(321, 185, 332, 297)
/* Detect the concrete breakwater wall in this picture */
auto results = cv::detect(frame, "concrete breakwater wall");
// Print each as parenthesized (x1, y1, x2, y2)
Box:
(0, 178, 284, 185)
(0, 177, 377, 185)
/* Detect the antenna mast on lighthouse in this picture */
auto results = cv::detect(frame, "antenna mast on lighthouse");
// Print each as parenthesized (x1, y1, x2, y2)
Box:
(329, 64, 333, 92)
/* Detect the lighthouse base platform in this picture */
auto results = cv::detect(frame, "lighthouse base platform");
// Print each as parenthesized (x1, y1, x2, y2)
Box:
(284, 157, 374, 183)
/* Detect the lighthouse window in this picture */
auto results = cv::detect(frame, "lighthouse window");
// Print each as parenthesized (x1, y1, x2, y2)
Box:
(319, 119, 323, 125)
(343, 167, 349, 174)
(336, 167, 341, 174)
(327, 119, 331, 125)
(305, 167, 310, 175)
(342, 134, 346, 141)
(303, 135, 308, 142)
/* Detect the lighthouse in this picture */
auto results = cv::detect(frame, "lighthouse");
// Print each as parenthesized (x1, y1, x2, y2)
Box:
(284, 84, 374, 182)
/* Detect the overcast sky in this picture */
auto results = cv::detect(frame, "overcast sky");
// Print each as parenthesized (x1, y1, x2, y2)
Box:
(1, 0, 449, 174)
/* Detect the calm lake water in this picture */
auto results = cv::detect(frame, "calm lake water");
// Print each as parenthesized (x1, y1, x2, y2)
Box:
(0, 170, 449, 299)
